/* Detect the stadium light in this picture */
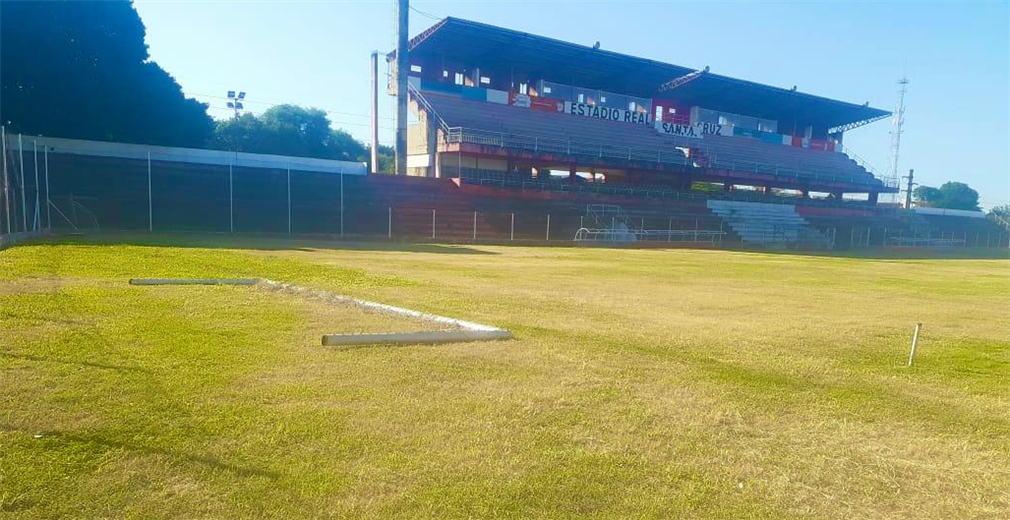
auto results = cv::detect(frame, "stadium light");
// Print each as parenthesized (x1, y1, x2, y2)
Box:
(226, 90, 246, 118)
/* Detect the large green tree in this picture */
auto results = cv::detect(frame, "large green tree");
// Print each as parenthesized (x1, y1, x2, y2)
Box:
(213, 105, 376, 162)
(913, 181, 981, 211)
(0, 0, 213, 147)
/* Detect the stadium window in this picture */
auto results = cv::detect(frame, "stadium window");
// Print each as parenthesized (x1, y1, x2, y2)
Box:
(578, 93, 585, 103)
(454, 72, 464, 85)
(655, 106, 663, 121)
(541, 85, 549, 94)
(600, 95, 607, 103)
(442, 70, 449, 78)
(410, 65, 422, 73)
(628, 101, 637, 112)
(480, 76, 491, 85)
(668, 107, 676, 113)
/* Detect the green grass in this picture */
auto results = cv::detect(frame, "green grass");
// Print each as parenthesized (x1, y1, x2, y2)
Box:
(2, 234, 1008, 519)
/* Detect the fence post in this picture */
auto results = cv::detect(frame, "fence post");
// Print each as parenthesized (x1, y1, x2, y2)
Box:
(388, 206, 392, 239)
(44, 142, 50, 231)
(694, 219, 699, 242)
(339, 167, 344, 237)
(510, 212, 514, 241)
(228, 159, 234, 233)
(147, 150, 153, 232)
(19, 134, 27, 232)
(1, 126, 9, 235)
(546, 214, 550, 241)
(431, 209, 435, 239)
(32, 140, 39, 231)
(473, 210, 477, 241)
(286, 167, 292, 235)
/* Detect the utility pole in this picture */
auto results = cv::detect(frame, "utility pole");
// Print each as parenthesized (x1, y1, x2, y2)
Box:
(370, 50, 380, 174)
(394, 0, 409, 175)
(902, 168, 916, 208)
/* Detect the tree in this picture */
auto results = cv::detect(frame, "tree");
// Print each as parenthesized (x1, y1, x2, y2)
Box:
(370, 144, 395, 174)
(0, 1, 214, 147)
(988, 204, 1010, 222)
(935, 182, 981, 211)
(913, 186, 943, 207)
(913, 182, 980, 211)
(212, 105, 369, 162)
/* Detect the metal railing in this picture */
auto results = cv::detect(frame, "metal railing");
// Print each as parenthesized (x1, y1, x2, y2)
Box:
(444, 126, 887, 189)
(444, 127, 691, 166)
(574, 227, 725, 244)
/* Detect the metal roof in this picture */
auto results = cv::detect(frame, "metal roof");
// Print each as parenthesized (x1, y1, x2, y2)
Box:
(393, 17, 890, 131)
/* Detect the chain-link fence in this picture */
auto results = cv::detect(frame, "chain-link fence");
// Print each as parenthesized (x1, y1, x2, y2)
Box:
(2, 130, 1007, 250)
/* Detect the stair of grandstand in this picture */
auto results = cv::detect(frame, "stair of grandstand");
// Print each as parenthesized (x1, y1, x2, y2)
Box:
(707, 200, 831, 248)
(419, 91, 883, 188)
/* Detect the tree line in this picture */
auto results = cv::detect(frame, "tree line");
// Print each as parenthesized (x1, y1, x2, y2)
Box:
(0, 1, 391, 172)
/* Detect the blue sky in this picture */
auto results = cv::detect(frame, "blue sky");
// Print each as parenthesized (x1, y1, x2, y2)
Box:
(134, 0, 1009, 208)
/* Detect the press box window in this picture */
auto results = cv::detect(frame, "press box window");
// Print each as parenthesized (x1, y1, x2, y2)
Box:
(480, 76, 491, 85)
(454, 72, 464, 85)
(410, 65, 422, 73)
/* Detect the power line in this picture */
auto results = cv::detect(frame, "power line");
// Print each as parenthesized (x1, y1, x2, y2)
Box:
(191, 92, 395, 121)
(410, 5, 441, 20)
(205, 106, 394, 131)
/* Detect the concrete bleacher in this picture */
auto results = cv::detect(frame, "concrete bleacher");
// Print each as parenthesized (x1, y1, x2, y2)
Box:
(425, 92, 689, 164)
(421, 92, 882, 188)
(707, 200, 831, 248)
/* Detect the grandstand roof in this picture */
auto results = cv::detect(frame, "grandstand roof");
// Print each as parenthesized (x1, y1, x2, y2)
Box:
(394, 17, 890, 131)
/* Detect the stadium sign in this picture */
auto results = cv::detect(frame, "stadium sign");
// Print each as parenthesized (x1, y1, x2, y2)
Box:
(654, 121, 731, 139)
(564, 102, 652, 126)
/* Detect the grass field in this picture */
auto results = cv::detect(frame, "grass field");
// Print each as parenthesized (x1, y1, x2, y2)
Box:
(2, 234, 1008, 519)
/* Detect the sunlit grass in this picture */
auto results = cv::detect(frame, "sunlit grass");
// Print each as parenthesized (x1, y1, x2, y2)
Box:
(2, 234, 1008, 519)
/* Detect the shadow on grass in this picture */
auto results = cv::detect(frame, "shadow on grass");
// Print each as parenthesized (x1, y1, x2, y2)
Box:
(1, 352, 150, 373)
(12, 232, 498, 255)
(4, 426, 280, 480)
(709, 245, 1010, 261)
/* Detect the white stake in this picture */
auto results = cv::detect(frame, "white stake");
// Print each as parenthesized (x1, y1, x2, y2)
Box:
(907, 323, 922, 367)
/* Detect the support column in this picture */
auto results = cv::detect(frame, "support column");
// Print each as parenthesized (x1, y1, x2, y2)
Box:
(568, 164, 577, 183)
(370, 51, 380, 174)
(723, 182, 732, 193)
(394, 0, 409, 175)
(868, 192, 879, 205)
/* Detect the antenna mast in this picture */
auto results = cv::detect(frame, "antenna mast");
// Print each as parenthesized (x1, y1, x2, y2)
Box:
(889, 76, 909, 200)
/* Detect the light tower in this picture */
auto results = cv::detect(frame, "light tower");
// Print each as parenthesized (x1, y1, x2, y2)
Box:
(226, 90, 246, 118)
(888, 76, 909, 203)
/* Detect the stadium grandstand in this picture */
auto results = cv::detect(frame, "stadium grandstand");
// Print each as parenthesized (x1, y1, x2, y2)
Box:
(392, 17, 895, 202)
